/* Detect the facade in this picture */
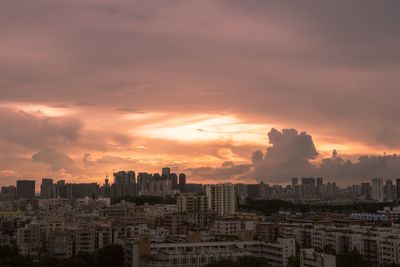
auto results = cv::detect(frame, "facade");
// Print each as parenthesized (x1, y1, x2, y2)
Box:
(205, 184, 237, 216)
(16, 180, 35, 200)
(177, 193, 208, 213)
(300, 249, 336, 267)
(0, 185, 16, 201)
(179, 173, 186, 193)
(372, 178, 384, 202)
(124, 238, 295, 267)
(40, 178, 54, 199)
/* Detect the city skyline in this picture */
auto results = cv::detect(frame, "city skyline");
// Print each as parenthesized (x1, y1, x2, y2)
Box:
(1, 1, 400, 186)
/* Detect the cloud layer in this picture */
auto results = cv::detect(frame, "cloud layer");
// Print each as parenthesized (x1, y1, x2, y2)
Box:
(0, 1, 400, 186)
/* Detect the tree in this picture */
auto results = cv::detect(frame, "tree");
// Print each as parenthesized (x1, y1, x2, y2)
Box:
(93, 244, 124, 267)
(287, 256, 300, 267)
(337, 249, 371, 267)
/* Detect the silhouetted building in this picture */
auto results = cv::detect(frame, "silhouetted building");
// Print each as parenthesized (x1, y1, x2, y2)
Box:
(16, 180, 35, 200)
(56, 180, 67, 198)
(40, 178, 54, 199)
(361, 182, 372, 200)
(372, 178, 384, 202)
(179, 173, 186, 193)
(384, 179, 395, 201)
(170, 173, 178, 190)
(1, 185, 16, 201)
(396, 179, 400, 199)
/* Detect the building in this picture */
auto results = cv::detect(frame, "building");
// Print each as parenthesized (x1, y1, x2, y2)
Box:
(372, 178, 384, 202)
(0, 185, 16, 201)
(161, 167, 171, 178)
(205, 183, 237, 216)
(178, 173, 186, 193)
(40, 178, 54, 199)
(384, 180, 395, 201)
(361, 183, 372, 200)
(124, 238, 295, 267)
(396, 179, 400, 200)
(300, 248, 336, 267)
(177, 193, 208, 213)
(16, 180, 35, 200)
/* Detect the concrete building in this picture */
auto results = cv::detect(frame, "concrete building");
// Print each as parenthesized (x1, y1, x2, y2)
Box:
(177, 193, 208, 213)
(124, 238, 295, 267)
(300, 248, 336, 267)
(205, 183, 237, 216)
(384, 180, 395, 201)
(179, 173, 186, 193)
(16, 180, 35, 200)
(372, 178, 384, 202)
(40, 178, 54, 199)
(0, 185, 16, 201)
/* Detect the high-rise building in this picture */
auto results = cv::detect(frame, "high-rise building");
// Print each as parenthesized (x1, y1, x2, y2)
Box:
(40, 178, 54, 199)
(178, 173, 186, 193)
(0, 185, 16, 201)
(16, 180, 35, 200)
(127, 171, 136, 184)
(205, 183, 236, 216)
(371, 178, 384, 202)
(114, 171, 136, 185)
(316, 177, 323, 189)
(384, 179, 395, 201)
(361, 182, 372, 200)
(170, 173, 178, 190)
(396, 178, 400, 199)
(162, 167, 171, 177)
(301, 178, 316, 198)
(56, 180, 67, 198)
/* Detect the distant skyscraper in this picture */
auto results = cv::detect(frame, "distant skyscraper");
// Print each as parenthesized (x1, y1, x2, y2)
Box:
(396, 179, 400, 199)
(127, 170, 136, 184)
(361, 182, 372, 200)
(170, 173, 178, 190)
(56, 180, 67, 198)
(179, 173, 186, 192)
(162, 167, 171, 177)
(316, 177, 323, 188)
(384, 179, 395, 201)
(291, 178, 298, 188)
(371, 178, 384, 202)
(0, 185, 16, 201)
(40, 178, 54, 199)
(16, 180, 35, 200)
(301, 177, 316, 198)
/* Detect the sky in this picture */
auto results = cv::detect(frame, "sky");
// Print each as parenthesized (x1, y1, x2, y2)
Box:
(1, 0, 400, 186)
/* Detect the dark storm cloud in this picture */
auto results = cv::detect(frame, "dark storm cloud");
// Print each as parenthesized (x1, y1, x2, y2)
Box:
(252, 129, 400, 184)
(190, 128, 400, 184)
(250, 129, 318, 182)
(185, 161, 251, 180)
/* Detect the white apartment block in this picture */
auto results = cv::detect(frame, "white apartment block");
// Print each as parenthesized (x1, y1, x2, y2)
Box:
(124, 238, 295, 267)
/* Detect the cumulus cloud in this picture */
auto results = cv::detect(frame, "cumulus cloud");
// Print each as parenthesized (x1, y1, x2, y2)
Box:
(32, 148, 77, 172)
(188, 128, 400, 184)
(249, 128, 318, 182)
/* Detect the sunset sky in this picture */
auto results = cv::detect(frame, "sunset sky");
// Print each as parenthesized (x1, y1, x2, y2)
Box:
(1, 1, 400, 186)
